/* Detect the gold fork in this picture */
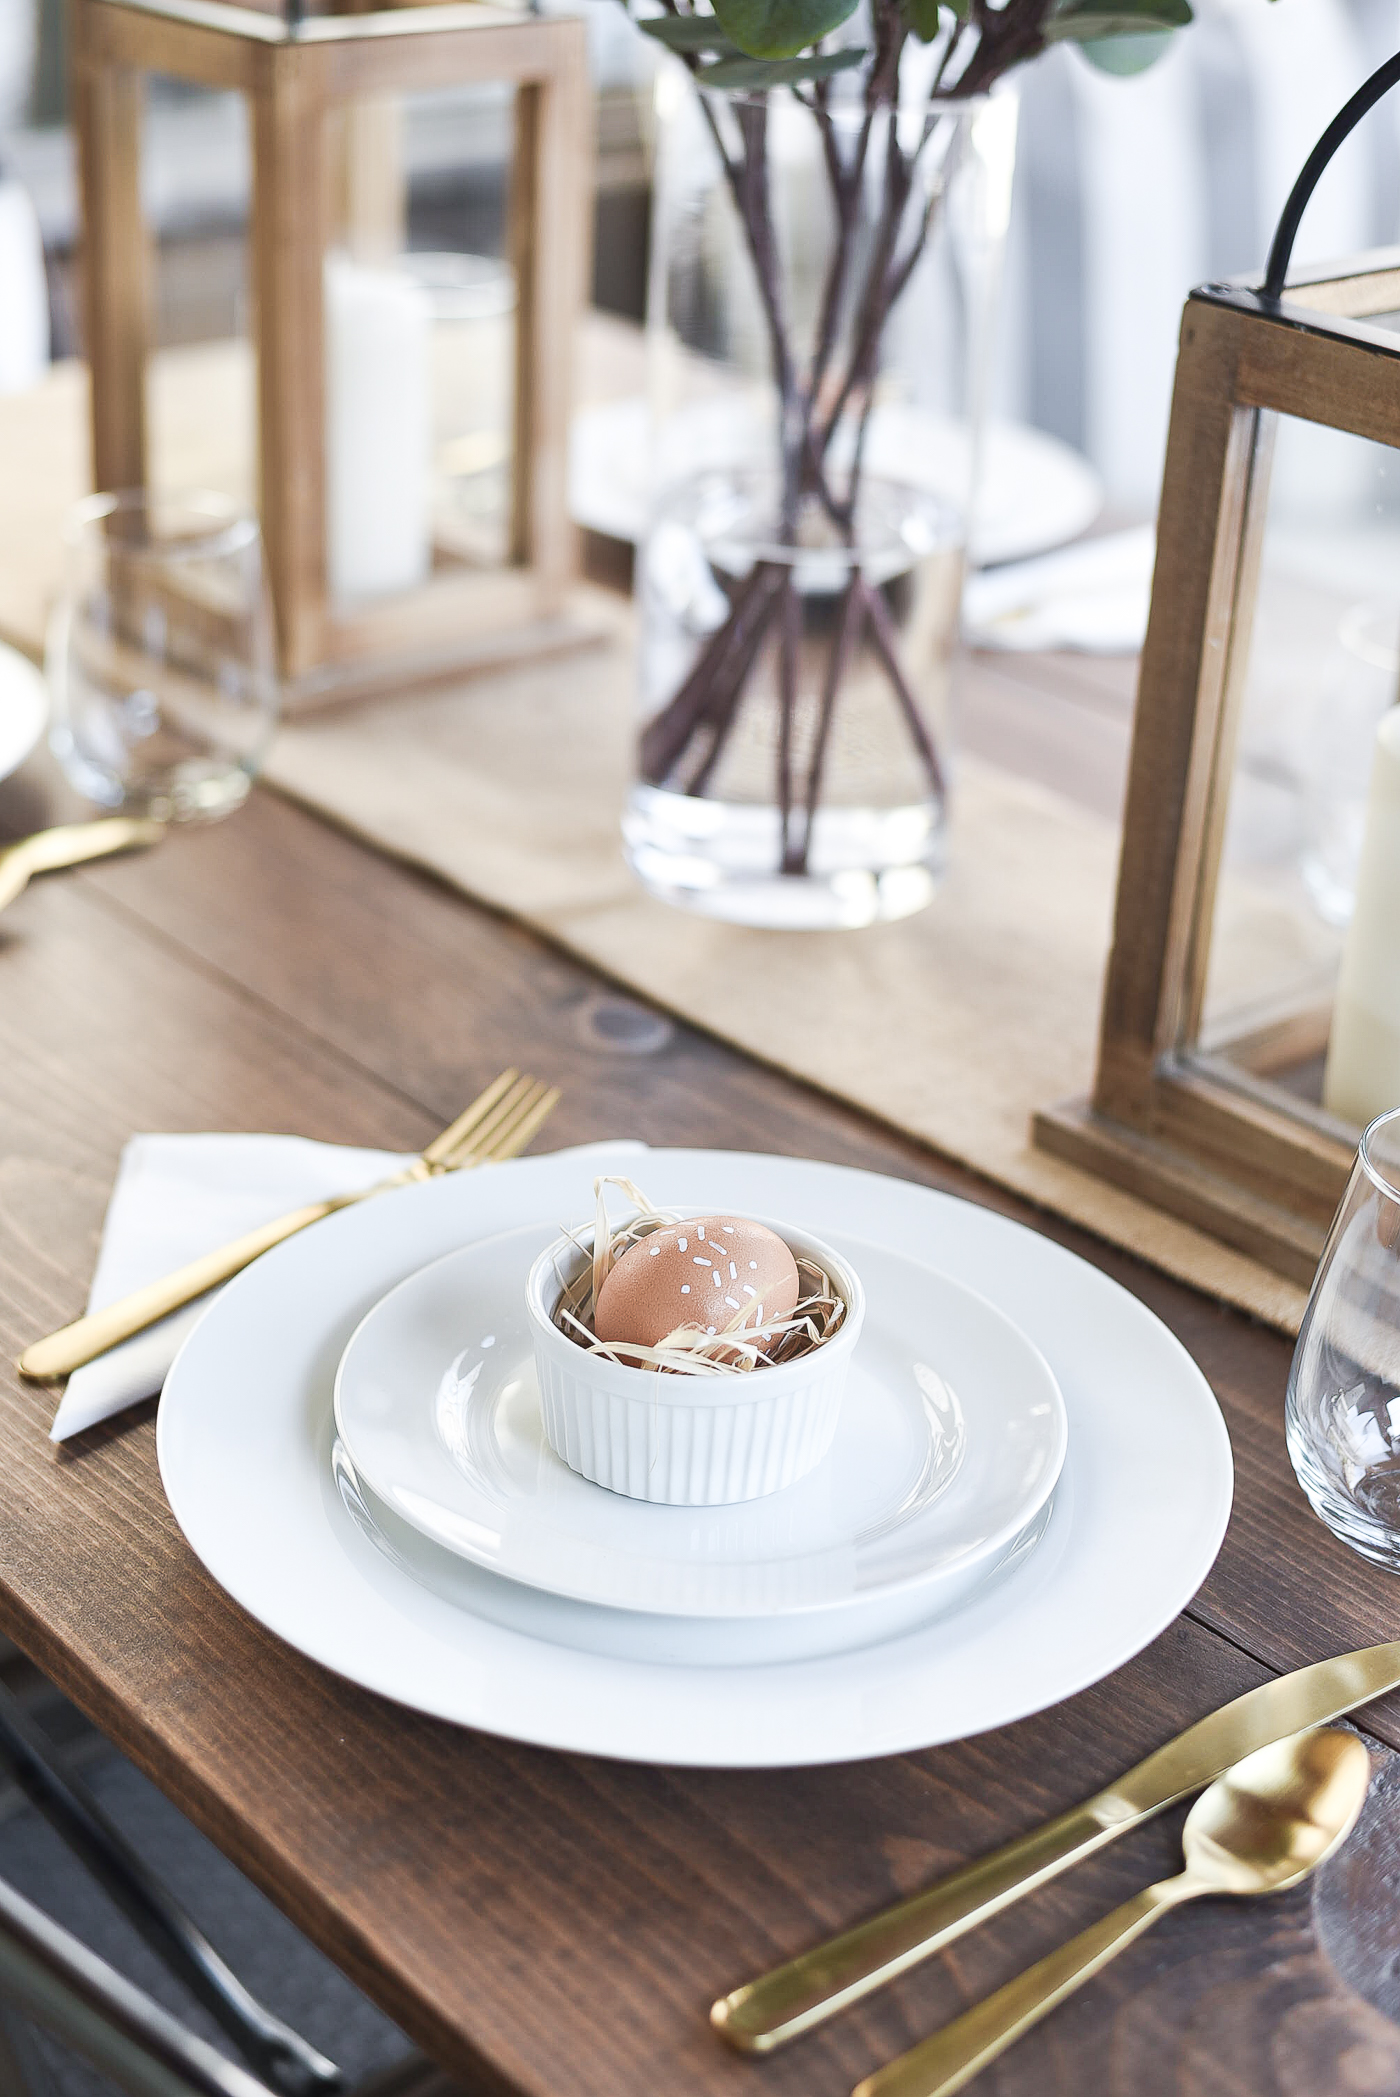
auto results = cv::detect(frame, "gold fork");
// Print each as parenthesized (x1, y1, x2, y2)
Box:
(18, 1070, 560, 1383)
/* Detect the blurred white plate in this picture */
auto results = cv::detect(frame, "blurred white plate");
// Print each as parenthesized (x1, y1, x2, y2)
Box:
(332, 1222, 1067, 1619)
(963, 525, 1155, 655)
(569, 399, 1103, 569)
(0, 644, 47, 782)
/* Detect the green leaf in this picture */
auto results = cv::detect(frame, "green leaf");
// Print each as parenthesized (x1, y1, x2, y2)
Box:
(900, 0, 950, 40)
(710, 0, 860, 61)
(1043, 0, 1191, 32)
(636, 12, 741, 52)
(1075, 27, 1176, 68)
(697, 43, 866, 84)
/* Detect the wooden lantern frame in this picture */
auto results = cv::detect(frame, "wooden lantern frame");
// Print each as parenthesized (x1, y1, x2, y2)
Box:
(71, 0, 592, 698)
(1035, 254, 1400, 1287)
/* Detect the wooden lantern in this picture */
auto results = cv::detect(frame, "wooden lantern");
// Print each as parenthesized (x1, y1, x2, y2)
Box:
(1035, 57, 1400, 1288)
(71, 0, 593, 700)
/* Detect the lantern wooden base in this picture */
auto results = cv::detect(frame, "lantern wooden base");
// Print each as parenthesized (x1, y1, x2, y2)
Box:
(1031, 257, 1400, 1286)
(1033, 1098, 1339, 1288)
(278, 583, 615, 711)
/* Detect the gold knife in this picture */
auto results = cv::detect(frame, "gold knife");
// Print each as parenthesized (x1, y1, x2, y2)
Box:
(0, 817, 166, 913)
(712, 1641, 1400, 2053)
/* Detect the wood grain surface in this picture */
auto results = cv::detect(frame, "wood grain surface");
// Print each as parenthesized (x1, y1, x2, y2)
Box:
(4, 751, 1400, 2097)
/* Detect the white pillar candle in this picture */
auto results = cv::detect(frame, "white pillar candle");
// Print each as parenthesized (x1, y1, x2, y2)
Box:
(324, 251, 431, 604)
(1323, 707, 1400, 1127)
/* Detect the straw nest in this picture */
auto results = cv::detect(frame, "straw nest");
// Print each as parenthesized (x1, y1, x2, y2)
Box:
(549, 1176, 847, 1377)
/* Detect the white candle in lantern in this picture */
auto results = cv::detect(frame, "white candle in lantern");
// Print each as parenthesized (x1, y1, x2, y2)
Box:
(324, 251, 431, 603)
(1323, 707, 1400, 1128)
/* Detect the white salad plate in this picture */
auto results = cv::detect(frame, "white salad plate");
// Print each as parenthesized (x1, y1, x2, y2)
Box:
(568, 401, 1104, 569)
(0, 642, 47, 782)
(328, 1445, 1055, 1667)
(157, 1143, 1233, 1768)
(332, 1223, 1068, 1626)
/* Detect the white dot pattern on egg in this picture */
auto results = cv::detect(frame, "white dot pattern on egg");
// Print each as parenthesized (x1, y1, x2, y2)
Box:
(593, 1217, 801, 1351)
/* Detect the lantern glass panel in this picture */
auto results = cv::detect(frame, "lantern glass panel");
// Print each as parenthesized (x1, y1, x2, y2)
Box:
(407, 80, 517, 576)
(321, 82, 518, 607)
(1192, 407, 1400, 1124)
(141, 73, 256, 519)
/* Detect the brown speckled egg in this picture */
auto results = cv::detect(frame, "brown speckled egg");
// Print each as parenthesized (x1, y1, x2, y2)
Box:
(594, 1216, 800, 1350)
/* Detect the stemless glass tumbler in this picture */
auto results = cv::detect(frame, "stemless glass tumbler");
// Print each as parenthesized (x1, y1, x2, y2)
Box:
(48, 490, 279, 821)
(1287, 1106, 1400, 1569)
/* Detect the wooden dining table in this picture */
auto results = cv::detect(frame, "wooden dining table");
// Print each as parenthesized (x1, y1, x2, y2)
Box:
(4, 625, 1400, 2097)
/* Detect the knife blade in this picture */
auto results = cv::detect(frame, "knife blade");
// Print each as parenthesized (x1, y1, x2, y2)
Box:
(711, 1640, 1400, 2053)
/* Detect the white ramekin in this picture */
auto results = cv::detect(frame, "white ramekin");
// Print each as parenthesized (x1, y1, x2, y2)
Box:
(525, 1217, 865, 1505)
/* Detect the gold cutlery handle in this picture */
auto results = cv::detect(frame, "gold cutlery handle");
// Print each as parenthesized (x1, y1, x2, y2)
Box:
(0, 817, 166, 912)
(853, 1880, 1182, 2097)
(712, 1804, 1127, 2053)
(22, 817, 166, 875)
(18, 1191, 372, 1382)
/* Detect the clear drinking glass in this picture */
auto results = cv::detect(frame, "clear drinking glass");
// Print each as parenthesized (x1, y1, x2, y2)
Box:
(1287, 1107, 1400, 1569)
(48, 490, 279, 821)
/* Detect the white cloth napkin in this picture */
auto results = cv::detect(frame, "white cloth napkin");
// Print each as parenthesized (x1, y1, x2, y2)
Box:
(49, 1132, 410, 1442)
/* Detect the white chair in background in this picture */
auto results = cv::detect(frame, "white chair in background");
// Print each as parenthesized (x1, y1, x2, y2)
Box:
(1000, 0, 1399, 514)
(0, 0, 49, 392)
(0, 172, 48, 390)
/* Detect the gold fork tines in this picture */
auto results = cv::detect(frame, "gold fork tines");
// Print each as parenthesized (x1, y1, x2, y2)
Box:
(17, 1070, 560, 1383)
(421, 1068, 523, 1168)
(436, 1073, 545, 1168)
(479, 1083, 562, 1165)
(436, 1081, 561, 1175)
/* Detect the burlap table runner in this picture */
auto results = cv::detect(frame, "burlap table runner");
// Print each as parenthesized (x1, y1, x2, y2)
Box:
(264, 628, 1310, 1336)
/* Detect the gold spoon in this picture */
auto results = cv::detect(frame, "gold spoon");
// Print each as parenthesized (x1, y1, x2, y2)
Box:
(0, 817, 166, 914)
(855, 1726, 1371, 2097)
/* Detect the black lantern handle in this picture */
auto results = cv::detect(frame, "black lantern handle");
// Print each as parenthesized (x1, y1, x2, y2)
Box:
(1264, 49, 1400, 298)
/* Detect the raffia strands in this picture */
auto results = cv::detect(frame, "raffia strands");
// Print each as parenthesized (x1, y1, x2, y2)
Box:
(552, 1176, 847, 1378)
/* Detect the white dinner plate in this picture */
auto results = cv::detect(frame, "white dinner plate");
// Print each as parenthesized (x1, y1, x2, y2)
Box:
(568, 401, 1104, 569)
(157, 1143, 1233, 1767)
(333, 1224, 1068, 1620)
(0, 643, 47, 782)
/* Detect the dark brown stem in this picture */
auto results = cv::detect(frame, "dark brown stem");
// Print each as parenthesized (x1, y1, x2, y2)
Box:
(792, 568, 868, 873)
(815, 100, 914, 472)
(776, 576, 802, 870)
(803, 89, 873, 427)
(690, 88, 796, 433)
(682, 574, 788, 797)
(639, 563, 785, 785)
(739, 97, 798, 435)
(836, 155, 950, 529)
(859, 573, 946, 798)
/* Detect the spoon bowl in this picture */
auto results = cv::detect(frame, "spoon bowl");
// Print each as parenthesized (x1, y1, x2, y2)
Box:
(1182, 1727, 1372, 1897)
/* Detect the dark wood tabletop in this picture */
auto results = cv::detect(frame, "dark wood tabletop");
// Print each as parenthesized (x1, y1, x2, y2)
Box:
(4, 729, 1400, 2097)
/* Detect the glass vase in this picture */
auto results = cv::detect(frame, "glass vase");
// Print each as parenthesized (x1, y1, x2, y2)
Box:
(624, 63, 1015, 929)
(1286, 1107, 1400, 1570)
